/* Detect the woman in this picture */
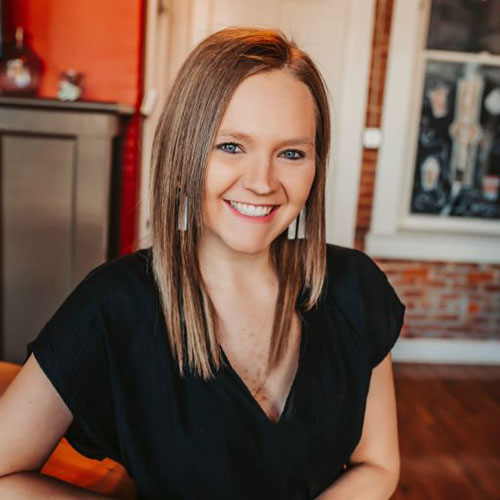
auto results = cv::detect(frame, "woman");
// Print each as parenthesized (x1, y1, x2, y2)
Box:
(0, 27, 405, 499)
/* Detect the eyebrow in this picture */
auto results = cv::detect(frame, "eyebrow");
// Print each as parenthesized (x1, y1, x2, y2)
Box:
(217, 129, 315, 148)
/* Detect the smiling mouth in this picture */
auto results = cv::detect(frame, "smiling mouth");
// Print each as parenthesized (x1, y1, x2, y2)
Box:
(224, 200, 278, 218)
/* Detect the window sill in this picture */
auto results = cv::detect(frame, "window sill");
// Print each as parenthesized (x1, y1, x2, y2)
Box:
(365, 229, 500, 264)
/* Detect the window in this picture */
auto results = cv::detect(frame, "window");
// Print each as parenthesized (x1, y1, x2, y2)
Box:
(366, 0, 500, 263)
(412, 0, 500, 220)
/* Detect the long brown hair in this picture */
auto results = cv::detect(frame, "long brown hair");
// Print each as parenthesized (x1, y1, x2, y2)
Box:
(150, 26, 331, 379)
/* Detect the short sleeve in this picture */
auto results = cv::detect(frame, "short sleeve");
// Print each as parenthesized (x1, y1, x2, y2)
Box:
(354, 251, 406, 368)
(25, 262, 121, 463)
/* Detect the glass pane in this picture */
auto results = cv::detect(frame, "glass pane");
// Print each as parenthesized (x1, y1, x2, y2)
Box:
(410, 60, 500, 219)
(427, 0, 500, 54)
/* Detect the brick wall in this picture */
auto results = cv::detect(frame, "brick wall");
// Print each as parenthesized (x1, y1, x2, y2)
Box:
(356, 0, 500, 341)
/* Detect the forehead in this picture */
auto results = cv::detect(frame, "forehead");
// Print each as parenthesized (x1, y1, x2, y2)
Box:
(216, 70, 316, 141)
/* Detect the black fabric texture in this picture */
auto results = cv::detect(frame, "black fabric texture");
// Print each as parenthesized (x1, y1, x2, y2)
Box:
(25, 243, 406, 500)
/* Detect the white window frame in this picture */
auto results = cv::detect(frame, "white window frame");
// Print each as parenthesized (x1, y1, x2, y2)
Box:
(366, 0, 500, 264)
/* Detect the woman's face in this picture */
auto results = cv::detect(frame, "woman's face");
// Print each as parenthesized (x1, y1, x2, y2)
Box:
(201, 69, 317, 256)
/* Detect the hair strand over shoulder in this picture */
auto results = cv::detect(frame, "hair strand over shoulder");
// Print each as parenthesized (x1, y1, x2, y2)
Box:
(149, 26, 331, 379)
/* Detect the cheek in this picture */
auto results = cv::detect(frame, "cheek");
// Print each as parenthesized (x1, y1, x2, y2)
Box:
(286, 164, 316, 203)
(202, 161, 238, 221)
(305, 163, 316, 189)
(204, 159, 237, 198)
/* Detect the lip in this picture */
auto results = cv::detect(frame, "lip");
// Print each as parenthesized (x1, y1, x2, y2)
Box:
(224, 200, 280, 223)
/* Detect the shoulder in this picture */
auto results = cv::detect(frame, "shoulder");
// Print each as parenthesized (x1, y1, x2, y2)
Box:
(36, 248, 152, 324)
(324, 242, 382, 291)
(79, 247, 153, 301)
(325, 242, 360, 274)
(53, 248, 156, 328)
(324, 243, 406, 367)
(323, 242, 403, 328)
(84, 247, 152, 283)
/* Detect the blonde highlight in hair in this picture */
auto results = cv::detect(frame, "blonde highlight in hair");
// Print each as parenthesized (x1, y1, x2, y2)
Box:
(150, 26, 331, 379)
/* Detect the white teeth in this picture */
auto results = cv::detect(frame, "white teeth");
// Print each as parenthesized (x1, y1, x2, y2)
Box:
(229, 201, 274, 217)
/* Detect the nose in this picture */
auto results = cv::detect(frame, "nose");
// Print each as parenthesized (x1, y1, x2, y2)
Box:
(242, 155, 279, 195)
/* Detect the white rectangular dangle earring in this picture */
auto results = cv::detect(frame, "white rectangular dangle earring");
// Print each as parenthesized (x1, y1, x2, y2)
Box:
(178, 195, 188, 231)
(297, 204, 306, 239)
(287, 216, 297, 239)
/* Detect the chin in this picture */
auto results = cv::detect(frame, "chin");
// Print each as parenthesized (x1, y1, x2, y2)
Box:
(220, 234, 273, 255)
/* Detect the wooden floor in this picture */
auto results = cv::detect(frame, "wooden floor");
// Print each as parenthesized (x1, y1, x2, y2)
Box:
(392, 363, 500, 500)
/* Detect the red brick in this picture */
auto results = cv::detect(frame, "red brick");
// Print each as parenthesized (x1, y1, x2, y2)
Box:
(468, 302, 481, 314)
(357, 207, 373, 218)
(466, 317, 492, 326)
(467, 272, 495, 284)
(435, 315, 459, 321)
(402, 268, 429, 279)
(358, 196, 374, 207)
(440, 293, 461, 300)
(454, 284, 479, 290)
(425, 280, 446, 287)
(362, 149, 378, 162)
(405, 313, 427, 320)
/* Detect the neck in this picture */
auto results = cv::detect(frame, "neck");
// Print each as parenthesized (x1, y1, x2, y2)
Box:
(197, 232, 278, 292)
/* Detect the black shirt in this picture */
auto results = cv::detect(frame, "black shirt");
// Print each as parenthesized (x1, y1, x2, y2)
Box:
(25, 243, 406, 500)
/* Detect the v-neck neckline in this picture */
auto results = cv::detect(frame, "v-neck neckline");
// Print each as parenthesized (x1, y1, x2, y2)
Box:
(219, 310, 308, 426)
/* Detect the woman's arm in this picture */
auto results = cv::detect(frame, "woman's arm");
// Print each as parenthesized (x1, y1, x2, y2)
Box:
(0, 355, 118, 498)
(0, 471, 119, 499)
(316, 353, 400, 500)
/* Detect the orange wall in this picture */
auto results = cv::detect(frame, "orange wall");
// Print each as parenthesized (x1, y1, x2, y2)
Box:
(4, 0, 145, 255)
(4, 0, 143, 106)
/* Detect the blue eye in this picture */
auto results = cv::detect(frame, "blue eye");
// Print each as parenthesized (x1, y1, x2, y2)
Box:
(281, 149, 305, 160)
(217, 142, 242, 154)
(216, 142, 305, 160)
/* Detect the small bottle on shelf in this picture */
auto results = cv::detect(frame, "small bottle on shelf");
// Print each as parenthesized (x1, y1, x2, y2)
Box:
(0, 27, 43, 96)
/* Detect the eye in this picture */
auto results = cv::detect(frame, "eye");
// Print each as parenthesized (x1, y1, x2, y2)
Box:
(216, 142, 242, 154)
(280, 149, 305, 160)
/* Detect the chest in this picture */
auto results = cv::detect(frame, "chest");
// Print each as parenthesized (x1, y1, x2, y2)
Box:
(215, 301, 303, 423)
(115, 298, 374, 499)
(120, 315, 370, 500)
